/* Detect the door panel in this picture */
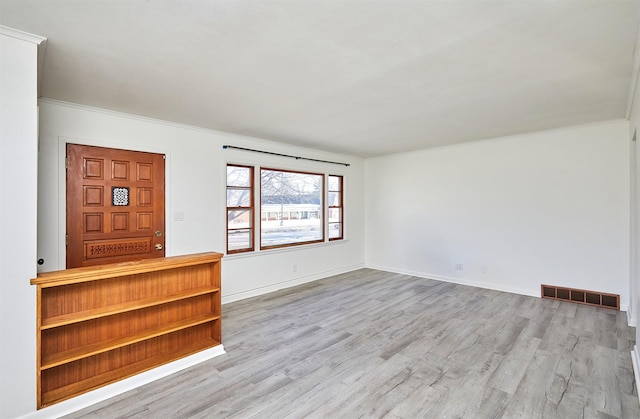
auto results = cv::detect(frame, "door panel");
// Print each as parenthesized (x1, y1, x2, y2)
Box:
(66, 144, 165, 268)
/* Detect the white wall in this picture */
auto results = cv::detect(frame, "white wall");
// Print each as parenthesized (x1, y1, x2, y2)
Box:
(365, 120, 630, 308)
(37, 99, 366, 302)
(0, 29, 43, 419)
(627, 15, 640, 388)
(630, 132, 637, 326)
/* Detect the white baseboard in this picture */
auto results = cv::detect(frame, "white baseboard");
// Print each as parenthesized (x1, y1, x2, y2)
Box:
(366, 264, 632, 312)
(632, 345, 640, 406)
(366, 264, 539, 299)
(221, 263, 365, 304)
(628, 309, 637, 328)
(19, 345, 225, 419)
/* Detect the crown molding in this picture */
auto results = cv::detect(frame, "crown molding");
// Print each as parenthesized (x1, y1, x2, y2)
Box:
(0, 26, 48, 96)
(0, 25, 46, 45)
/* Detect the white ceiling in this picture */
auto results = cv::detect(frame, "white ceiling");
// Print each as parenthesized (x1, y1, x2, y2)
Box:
(1, 1, 639, 157)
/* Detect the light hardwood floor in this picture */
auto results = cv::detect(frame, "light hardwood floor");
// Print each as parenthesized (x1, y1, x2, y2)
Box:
(66, 269, 640, 418)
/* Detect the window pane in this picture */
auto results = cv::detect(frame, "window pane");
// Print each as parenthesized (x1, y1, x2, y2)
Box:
(328, 175, 343, 240)
(261, 169, 323, 248)
(328, 175, 341, 191)
(228, 229, 252, 251)
(328, 208, 341, 223)
(227, 166, 252, 187)
(227, 164, 254, 254)
(227, 188, 251, 207)
(329, 223, 342, 239)
(328, 191, 341, 207)
(228, 209, 252, 229)
(262, 225, 322, 247)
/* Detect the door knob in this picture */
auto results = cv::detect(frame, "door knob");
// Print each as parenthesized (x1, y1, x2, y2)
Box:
(155, 244, 163, 250)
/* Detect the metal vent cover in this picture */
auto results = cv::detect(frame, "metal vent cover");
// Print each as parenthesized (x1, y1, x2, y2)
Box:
(541, 284, 619, 310)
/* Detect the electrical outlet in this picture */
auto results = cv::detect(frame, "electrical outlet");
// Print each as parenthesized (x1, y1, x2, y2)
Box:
(293, 264, 297, 272)
(455, 263, 463, 271)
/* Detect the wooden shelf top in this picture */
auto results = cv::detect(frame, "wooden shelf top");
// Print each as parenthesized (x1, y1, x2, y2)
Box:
(31, 252, 223, 287)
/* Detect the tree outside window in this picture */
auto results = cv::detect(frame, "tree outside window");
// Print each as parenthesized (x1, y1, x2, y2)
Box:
(260, 168, 323, 249)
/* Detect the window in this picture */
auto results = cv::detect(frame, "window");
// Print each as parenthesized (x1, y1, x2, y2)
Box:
(226, 164, 344, 253)
(226, 165, 254, 253)
(328, 175, 343, 240)
(260, 168, 324, 249)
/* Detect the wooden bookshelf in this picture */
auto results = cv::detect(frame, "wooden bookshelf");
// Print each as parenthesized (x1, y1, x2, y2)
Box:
(31, 252, 223, 409)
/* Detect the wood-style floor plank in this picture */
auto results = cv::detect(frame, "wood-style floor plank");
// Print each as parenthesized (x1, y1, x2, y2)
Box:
(65, 269, 640, 418)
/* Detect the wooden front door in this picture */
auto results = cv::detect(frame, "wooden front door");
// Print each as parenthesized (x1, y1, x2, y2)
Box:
(66, 144, 165, 268)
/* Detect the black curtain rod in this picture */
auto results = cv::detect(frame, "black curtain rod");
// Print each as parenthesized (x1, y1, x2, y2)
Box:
(222, 145, 350, 167)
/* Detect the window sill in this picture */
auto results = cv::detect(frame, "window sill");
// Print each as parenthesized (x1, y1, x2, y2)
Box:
(224, 239, 349, 260)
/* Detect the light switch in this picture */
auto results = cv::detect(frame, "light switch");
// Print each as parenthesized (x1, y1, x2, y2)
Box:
(173, 211, 184, 221)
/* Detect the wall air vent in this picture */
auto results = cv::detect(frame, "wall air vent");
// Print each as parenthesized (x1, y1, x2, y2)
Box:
(541, 284, 619, 310)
